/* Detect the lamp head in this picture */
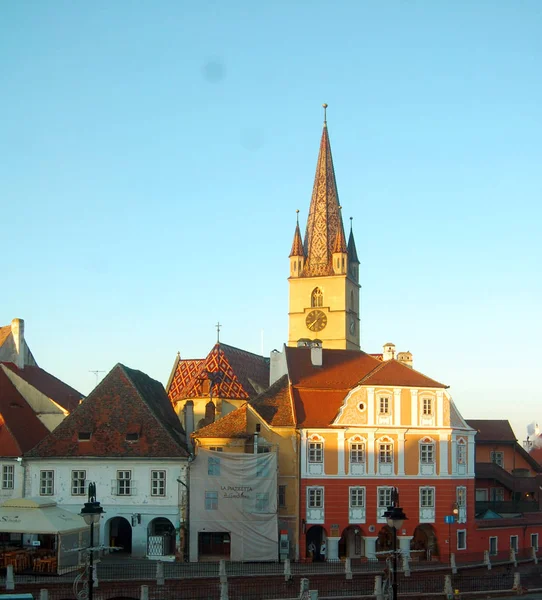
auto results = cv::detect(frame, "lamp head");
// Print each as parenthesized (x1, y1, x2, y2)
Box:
(385, 505, 408, 530)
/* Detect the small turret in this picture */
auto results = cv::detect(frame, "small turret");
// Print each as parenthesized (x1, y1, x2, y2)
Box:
(347, 218, 360, 282)
(383, 342, 396, 361)
(289, 210, 305, 277)
(332, 214, 348, 275)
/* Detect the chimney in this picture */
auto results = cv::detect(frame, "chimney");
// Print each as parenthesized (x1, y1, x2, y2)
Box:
(11, 319, 25, 369)
(397, 351, 413, 368)
(183, 401, 195, 452)
(383, 343, 395, 362)
(204, 400, 216, 424)
(310, 342, 323, 367)
(254, 423, 261, 454)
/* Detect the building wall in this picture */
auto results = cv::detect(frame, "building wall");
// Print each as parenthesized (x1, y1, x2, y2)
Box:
(0, 459, 25, 499)
(24, 458, 187, 558)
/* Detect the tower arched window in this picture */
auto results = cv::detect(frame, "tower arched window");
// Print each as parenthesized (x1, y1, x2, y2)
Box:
(311, 288, 323, 308)
(350, 290, 354, 310)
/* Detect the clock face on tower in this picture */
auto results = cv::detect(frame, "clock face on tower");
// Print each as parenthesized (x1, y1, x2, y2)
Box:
(306, 310, 327, 332)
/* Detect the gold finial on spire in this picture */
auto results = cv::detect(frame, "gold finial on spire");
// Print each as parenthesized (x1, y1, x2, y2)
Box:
(322, 103, 328, 124)
(296, 209, 300, 224)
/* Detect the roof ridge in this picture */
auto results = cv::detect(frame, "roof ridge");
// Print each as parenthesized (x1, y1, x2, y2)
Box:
(219, 343, 269, 361)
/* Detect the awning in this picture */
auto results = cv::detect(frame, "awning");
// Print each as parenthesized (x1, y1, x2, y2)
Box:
(0, 497, 87, 535)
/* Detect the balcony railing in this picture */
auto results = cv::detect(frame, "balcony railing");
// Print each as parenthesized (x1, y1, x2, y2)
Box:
(476, 500, 541, 514)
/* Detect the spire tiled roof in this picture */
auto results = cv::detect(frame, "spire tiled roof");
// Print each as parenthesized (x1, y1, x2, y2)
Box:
(347, 227, 359, 264)
(303, 123, 346, 276)
(26, 364, 189, 458)
(332, 225, 347, 253)
(289, 222, 305, 257)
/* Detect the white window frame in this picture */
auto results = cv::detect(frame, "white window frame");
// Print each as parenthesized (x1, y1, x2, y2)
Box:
(71, 470, 86, 496)
(422, 397, 433, 416)
(306, 486, 324, 523)
(350, 486, 365, 508)
(419, 436, 436, 475)
(419, 394, 436, 425)
(308, 441, 323, 463)
(510, 535, 518, 552)
(377, 486, 394, 522)
(151, 470, 166, 497)
(117, 470, 132, 496)
(456, 486, 467, 523)
(40, 470, 54, 496)
(205, 491, 218, 510)
(490, 451, 504, 468)
(531, 533, 539, 551)
(377, 436, 394, 475)
(378, 396, 390, 415)
(419, 486, 435, 523)
(208, 457, 221, 476)
(2, 465, 14, 490)
(457, 529, 467, 551)
(349, 436, 366, 475)
(489, 536, 498, 556)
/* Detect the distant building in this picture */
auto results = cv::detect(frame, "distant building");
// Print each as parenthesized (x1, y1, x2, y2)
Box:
(0, 318, 37, 368)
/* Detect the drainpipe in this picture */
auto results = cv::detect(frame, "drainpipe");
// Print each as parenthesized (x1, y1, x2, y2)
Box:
(177, 455, 193, 562)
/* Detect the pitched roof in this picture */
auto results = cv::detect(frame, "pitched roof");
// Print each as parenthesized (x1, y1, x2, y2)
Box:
(167, 343, 269, 403)
(251, 375, 296, 427)
(347, 227, 359, 264)
(0, 367, 50, 455)
(332, 226, 347, 253)
(194, 404, 251, 439)
(289, 221, 305, 257)
(465, 420, 517, 443)
(0, 326, 11, 349)
(302, 122, 347, 276)
(358, 359, 448, 389)
(26, 364, 188, 458)
(2, 363, 83, 412)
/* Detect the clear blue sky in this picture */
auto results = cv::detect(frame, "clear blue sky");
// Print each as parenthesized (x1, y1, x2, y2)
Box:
(2, 1, 541, 440)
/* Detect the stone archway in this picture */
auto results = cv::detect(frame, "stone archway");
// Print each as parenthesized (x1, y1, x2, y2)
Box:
(339, 525, 365, 559)
(411, 524, 439, 560)
(305, 525, 327, 561)
(147, 517, 176, 557)
(107, 517, 132, 554)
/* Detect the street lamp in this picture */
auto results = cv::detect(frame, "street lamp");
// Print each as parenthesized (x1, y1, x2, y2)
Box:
(80, 483, 104, 600)
(384, 501, 408, 600)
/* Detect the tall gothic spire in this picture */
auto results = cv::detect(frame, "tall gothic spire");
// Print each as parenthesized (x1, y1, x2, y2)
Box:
(303, 105, 346, 276)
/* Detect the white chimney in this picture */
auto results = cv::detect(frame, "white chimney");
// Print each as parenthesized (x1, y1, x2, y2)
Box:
(11, 319, 25, 369)
(383, 342, 395, 362)
(397, 351, 413, 368)
(183, 401, 195, 452)
(311, 343, 323, 367)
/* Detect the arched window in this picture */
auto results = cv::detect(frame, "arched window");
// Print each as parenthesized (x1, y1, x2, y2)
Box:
(311, 287, 323, 307)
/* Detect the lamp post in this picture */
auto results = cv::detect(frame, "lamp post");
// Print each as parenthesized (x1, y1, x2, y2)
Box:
(80, 483, 104, 600)
(384, 494, 408, 600)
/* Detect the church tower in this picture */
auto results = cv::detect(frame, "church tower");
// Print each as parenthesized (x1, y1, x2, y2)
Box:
(288, 106, 360, 350)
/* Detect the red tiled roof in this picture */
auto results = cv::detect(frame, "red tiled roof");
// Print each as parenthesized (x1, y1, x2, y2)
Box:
(0, 367, 50, 455)
(0, 326, 11, 348)
(26, 364, 188, 458)
(358, 359, 448, 389)
(2, 363, 83, 412)
(251, 375, 296, 427)
(289, 222, 305, 257)
(194, 404, 251, 439)
(168, 343, 269, 403)
(292, 388, 347, 428)
(465, 420, 517, 442)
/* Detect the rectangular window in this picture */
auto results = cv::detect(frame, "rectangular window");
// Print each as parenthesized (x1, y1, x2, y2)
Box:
(457, 486, 467, 506)
(531, 533, 539, 551)
(422, 397, 433, 415)
(510, 535, 518, 552)
(205, 491, 218, 510)
(308, 487, 323, 508)
(255, 493, 269, 513)
(490, 451, 504, 468)
(257, 445, 271, 453)
(420, 444, 435, 464)
(457, 530, 467, 550)
(489, 536, 498, 556)
(117, 471, 131, 496)
(71, 470, 86, 496)
(350, 487, 365, 508)
(379, 443, 393, 464)
(2, 465, 14, 490)
(490, 487, 504, 502)
(457, 442, 466, 464)
(256, 457, 270, 477)
(350, 443, 365, 463)
(40, 470, 54, 496)
(151, 470, 166, 496)
(420, 487, 435, 507)
(379, 397, 390, 414)
(476, 488, 488, 501)
(78, 432, 91, 441)
(209, 447, 223, 452)
(378, 487, 393, 509)
(308, 442, 323, 463)
(278, 485, 286, 508)
(208, 457, 221, 476)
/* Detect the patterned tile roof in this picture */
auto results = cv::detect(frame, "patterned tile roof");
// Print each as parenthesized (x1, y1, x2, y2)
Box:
(167, 343, 269, 403)
(289, 222, 305, 257)
(0, 367, 50, 455)
(302, 123, 347, 276)
(358, 359, 448, 389)
(251, 375, 296, 427)
(465, 419, 517, 442)
(194, 404, 251, 439)
(332, 225, 347, 254)
(26, 364, 188, 458)
(2, 363, 83, 412)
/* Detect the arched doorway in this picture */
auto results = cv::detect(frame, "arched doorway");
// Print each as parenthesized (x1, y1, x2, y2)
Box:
(376, 525, 394, 558)
(411, 524, 439, 560)
(339, 525, 365, 559)
(305, 525, 327, 562)
(147, 518, 175, 557)
(108, 517, 132, 554)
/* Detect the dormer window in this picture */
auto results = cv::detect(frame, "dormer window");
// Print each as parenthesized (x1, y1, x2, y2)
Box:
(78, 432, 91, 442)
(126, 432, 140, 442)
